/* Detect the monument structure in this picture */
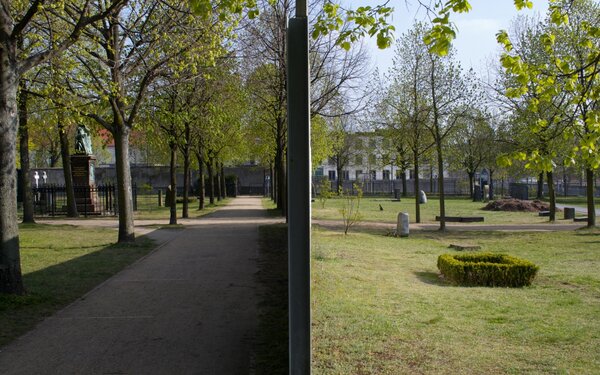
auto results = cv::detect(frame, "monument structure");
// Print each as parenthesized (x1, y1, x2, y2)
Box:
(71, 125, 99, 214)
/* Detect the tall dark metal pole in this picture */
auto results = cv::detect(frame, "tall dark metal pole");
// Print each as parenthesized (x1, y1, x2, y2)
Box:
(288, 0, 311, 373)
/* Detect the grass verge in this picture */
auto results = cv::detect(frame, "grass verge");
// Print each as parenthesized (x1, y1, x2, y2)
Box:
(312, 227, 600, 374)
(0, 224, 155, 348)
(134, 196, 231, 220)
(262, 197, 283, 217)
(255, 224, 288, 374)
(312, 196, 553, 225)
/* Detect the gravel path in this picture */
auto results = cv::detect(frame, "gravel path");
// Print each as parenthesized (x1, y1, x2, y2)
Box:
(0, 196, 272, 374)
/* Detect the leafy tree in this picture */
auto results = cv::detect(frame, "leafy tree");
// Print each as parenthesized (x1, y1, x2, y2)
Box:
(0, 0, 126, 294)
(423, 49, 474, 230)
(380, 23, 435, 223)
(497, 0, 600, 225)
(446, 109, 496, 199)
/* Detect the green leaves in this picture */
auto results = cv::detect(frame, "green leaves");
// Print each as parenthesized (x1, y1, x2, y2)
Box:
(313, 2, 395, 50)
(514, 0, 534, 11)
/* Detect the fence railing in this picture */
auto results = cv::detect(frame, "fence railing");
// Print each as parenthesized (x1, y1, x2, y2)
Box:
(32, 184, 128, 217)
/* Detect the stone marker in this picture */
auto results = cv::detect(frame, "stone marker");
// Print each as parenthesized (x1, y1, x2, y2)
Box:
(449, 244, 482, 251)
(564, 207, 575, 220)
(397, 212, 409, 237)
(419, 190, 427, 204)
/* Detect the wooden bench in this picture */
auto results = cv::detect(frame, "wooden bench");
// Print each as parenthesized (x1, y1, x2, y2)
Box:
(435, 216, 484, 223)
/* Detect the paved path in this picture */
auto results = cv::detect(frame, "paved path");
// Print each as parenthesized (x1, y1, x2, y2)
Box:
(0, 197, 270, 375)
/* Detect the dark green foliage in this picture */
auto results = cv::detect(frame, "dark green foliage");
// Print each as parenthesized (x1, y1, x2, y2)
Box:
(437, 253, 539, 287)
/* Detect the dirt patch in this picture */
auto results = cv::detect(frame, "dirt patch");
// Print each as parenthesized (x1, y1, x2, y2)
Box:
(482, 199, 557, 212)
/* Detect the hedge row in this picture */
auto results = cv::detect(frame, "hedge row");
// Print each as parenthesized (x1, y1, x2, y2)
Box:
(437, 253, 539, 287)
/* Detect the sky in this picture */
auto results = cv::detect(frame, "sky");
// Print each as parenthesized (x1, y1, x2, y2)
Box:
(364, 0, 550, 75)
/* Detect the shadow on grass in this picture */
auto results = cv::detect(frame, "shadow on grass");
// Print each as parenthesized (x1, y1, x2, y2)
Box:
(0, 236, 154, 348)
(254, 224, 288, 375)
(414, 271, 450, 287)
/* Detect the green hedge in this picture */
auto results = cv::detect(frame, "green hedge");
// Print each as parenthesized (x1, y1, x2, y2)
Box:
(437, 253, 539, 287)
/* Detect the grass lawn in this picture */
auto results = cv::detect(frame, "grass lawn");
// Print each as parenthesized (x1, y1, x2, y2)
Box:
(313, 196, 550, 225)
(553, 196, 600, 207)
(311, 227, 600, 374)
(0, 224, 155, 347)
(134, 195, 231, 220)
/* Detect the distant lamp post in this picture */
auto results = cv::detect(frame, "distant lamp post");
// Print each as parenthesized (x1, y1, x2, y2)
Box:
(34, 171, 39, 188)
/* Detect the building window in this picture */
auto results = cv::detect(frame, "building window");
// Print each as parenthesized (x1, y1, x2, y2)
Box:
(370, 170, 377, 180)
(369, 139, 376, 148)
(315, 167, 324, 177)
(395, 170, 403, 180)
(368, 154, 376, 165)
(342, 170, 350, 180)
(355, 155, 363, 165)
(328, 170, 336, 180)
(383, 170, 390, 180)
(355, 170, 363, 180)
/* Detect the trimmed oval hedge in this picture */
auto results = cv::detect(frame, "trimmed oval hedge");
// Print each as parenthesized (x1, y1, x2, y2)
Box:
(437, 253, 539, 287)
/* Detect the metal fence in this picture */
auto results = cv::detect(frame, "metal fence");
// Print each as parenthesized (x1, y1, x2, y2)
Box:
(32, 184, 125, 217)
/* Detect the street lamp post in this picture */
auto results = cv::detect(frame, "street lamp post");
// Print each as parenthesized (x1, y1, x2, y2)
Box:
(288, 0, 311, 373)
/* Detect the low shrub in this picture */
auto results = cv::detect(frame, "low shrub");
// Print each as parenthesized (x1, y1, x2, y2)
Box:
(437, 252, 539, 287)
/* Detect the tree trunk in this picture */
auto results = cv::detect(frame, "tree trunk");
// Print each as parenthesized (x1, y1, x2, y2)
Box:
(537, 172, 544, 199)
(272, 161, 277, 203)
(215, 161, 222, 201)
(401, 168, 408, 197)
(563, 169, 568, 197)
(206, 159, 215, 205)
(269, 162, 274, 200)
(168, 142, 177, 225)
(467, 171, 475, 199)
(220, 162, 226, 199)
(429, 163, 434, 193)
(17, 80, 34, 223)
(436, 139, 446, 231)
(58, 116, 78, 217)
(586, 168, 596, 227)
(488, 169, 494, 201)
(113, 127, 135, 242)
(182, 144, 190, 219)
(413, 152, 421, 223)
(196, 152, 205, 210)
(547, 170, 556, 222)
(336, 162, 343, 192)
(0, 51, 25, 294)
(181, 122, 191, 219)
(275, 142, 285, 212)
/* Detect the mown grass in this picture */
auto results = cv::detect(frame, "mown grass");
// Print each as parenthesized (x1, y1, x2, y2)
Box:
(311, 227, 600, 374)
(553, 196, 600, 207)
(262, 197, 283, 217)
(134, 194, 231, 220)
(0, 224, 155, 347)
(313, 196, 550, 225)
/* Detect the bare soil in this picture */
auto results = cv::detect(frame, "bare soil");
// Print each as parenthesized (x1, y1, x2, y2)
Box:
(482, 198, 556, 212)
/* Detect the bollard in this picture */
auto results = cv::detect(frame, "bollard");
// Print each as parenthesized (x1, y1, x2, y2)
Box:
(397, 212, 409, 237)
(564, 207, 575, 220)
